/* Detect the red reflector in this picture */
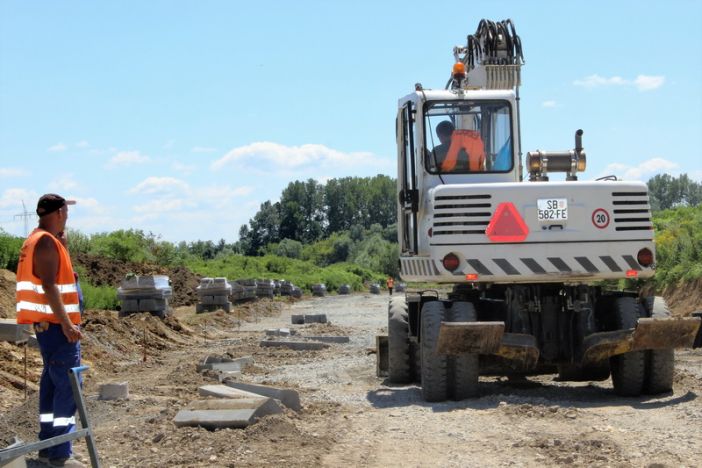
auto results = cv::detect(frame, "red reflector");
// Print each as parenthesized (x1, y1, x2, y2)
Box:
(485, 202, 529, 243)
(465, 273, 478, 281)
(626, 269, 638, 278)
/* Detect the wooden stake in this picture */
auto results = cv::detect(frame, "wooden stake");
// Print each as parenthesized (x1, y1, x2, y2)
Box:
(24, 343, 28, 400)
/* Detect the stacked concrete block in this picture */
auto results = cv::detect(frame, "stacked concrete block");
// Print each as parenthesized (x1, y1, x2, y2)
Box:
(117, 274, 173, 318)
(0, 319, 31, 343)
(291, 286, 303, 298)
(338, 284, 351, 295)
(395, 282, 407, 293)
(255, 279, 275, 299)
(311, 283, 326, 297)
(196, 277, 233, 313)
(369, 283, 381, 295)
(279, 280, 294, 296)
(233, 279, 257, 302)
(273, 280, 282, 296)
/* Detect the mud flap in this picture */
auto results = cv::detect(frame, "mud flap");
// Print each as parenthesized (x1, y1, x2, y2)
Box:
(437, 322, 540, 370)
(581, 317, 702, 366)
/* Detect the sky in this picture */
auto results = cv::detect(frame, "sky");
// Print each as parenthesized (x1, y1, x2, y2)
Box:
(1, 0, 701, 242)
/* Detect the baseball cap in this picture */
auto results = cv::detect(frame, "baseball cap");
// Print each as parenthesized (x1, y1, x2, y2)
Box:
(36, 193, 76, 217)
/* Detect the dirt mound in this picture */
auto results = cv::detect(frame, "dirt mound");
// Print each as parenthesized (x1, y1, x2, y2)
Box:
(75, 252, 201, 307)
(0, 269, 16, 318)
(662, 278, 702, 316)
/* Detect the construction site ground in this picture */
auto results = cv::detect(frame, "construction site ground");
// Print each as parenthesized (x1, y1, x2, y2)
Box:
(1, 286, 702, 466)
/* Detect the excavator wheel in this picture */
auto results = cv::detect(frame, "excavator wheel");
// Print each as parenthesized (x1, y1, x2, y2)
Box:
(610, 297, 645, 396)
(388, 296, 412, 383)
(448, 301, 479, 399)
(421, 301, 448, 402)
(643, 296, 674, 394)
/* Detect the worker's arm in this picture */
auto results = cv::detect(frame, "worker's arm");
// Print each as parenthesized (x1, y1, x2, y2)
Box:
(34, 235, 83, 343)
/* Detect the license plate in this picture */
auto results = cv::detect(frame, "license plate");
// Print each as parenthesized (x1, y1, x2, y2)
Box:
(537, 198, 568, 222)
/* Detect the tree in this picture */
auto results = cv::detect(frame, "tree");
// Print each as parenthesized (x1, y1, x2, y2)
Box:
(648, 173, 702, 211)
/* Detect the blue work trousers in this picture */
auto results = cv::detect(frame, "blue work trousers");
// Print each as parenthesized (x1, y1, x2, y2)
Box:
(35, 323, 81, 459)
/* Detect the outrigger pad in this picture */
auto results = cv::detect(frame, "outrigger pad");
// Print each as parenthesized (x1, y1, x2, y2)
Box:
(437, 321, 505, 355)
(581, 317, 702, 366)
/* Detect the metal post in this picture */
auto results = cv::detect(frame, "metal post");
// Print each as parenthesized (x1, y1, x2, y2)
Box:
(69, 366, 100, 468)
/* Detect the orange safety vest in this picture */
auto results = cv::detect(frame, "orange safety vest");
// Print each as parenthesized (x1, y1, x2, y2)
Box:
(386, 278, 394, 288)
(440, 130, 486, 172)
(16, 228, 80, 325)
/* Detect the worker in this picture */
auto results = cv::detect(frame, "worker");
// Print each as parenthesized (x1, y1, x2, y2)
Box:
(386, 276, 395, 295)
(440, 129, 486, 172)
(16, 194, 85, 468)
(428, 120, 455, 169)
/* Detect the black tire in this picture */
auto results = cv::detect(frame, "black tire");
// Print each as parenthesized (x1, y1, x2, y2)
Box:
(449, 301, 479, 399)
(388, 297, 412, 383)
(421, 301, 448, 402)
(643, 296, 674, 394)
(610, 297, 645, 396)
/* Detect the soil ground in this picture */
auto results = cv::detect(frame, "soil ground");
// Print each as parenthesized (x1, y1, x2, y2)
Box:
(1, 290, 701, 467)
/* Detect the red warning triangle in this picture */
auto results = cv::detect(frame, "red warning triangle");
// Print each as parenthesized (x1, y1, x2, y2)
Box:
(485, 202, 529, 242)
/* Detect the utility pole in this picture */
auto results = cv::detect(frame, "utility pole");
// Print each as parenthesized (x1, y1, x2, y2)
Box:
(13, 200, 35, 237)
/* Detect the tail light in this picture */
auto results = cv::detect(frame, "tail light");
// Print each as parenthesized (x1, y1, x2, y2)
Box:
(442, 253, 460, 272)
(637, 248, 653, 267)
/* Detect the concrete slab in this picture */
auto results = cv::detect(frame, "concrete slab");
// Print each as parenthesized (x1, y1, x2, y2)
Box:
(99, 381, 129, 400)
(260, 340, 329, 351)
(223, 381, 301, 412)
(173, 398, 282, 429)
(198, 385, 264, 400)
(301, 335, 350, 344)
(0, 319, 31, 343)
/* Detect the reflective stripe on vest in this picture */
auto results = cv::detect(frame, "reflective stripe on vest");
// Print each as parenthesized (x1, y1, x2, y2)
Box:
(441, 130, 486, 172)
(15, 229, 80, 325)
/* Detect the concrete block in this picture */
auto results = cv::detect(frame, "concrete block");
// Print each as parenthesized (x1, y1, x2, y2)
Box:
(99, 382, 129, 400)
(291, 314, 305, 325)
(301, 335, 350, 344)
(260, 340, 329, 351)
(0, 320, 31, 343)
(173, 397, 282, 429)
(223, 381, 301, 412)
(197, 355, 253, 372)
(304, 314, 327, 324)
(265, 328, 292, 337)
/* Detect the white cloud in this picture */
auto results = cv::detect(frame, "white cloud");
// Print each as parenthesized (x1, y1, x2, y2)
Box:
(0, 168, 28, 178)
(633, 75, 665, 91)
(76, 141, 90, 149)
(541, 100, 557, 108)
(0, 188, 38, 210)
(129, 176, 190, 195)
(48, 174, 79, 191)
(600, 157, 679, 181)
(211, 141, 387, 173)
(172, 161, 197, 175)
(106, 150, 150, 169)
(163, 140, 175, 150)
(191, 146, 218, 153)
(48, 143, 68, 152)
(133, 198, 194, 214)
(573, 74, 665, 92)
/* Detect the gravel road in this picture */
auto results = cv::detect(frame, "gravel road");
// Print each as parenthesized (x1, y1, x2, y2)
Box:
(242, 293, 702, 467)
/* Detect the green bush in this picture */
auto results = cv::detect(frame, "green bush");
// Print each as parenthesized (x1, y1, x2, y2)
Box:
(651, 205, 702, 287)
(0, 231, 23, 271)
(80, 282, 119, 310)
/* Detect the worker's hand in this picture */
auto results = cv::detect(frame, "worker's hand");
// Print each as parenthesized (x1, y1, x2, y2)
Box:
(61, 322, 83, 343)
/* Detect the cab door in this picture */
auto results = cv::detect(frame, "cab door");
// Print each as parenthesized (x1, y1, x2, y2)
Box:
(398, 101, 418, 254)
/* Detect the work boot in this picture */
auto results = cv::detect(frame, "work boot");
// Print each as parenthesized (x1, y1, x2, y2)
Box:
(49, 456, 86, 467)
(37, 449, 51, 464)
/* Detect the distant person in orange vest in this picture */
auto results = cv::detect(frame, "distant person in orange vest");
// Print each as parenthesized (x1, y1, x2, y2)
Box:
(16, 194, 85, 468)
(386, 277, 395, 295)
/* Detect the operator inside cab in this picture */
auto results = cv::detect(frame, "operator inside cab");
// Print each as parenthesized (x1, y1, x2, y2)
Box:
(424, 100, 514, 175)
(428, 120, 486, 172)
